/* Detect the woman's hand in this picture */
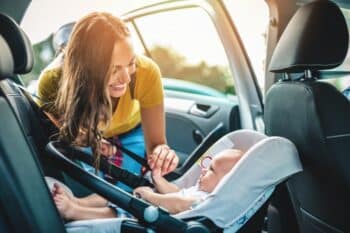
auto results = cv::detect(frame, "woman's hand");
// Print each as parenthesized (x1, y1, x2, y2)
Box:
(99, 139, 117, 157)
(148, 144, 179, 176)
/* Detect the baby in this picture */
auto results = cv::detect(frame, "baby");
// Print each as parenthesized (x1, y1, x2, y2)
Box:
(52, 148, 243, 219)
(134, 149, 243, 214)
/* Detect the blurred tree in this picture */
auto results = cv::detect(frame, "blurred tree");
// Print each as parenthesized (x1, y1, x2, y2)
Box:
(21, 35, 54, 87)
(20, 41, 236, 96)
(149, 45, 235, 95)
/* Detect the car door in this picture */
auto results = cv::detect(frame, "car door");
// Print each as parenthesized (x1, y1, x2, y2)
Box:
(123, 4, 242, 164)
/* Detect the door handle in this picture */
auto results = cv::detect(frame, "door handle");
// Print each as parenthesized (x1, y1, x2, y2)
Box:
(189, 104, 218, 118)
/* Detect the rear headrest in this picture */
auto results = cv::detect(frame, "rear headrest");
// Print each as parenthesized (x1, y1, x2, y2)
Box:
(52, 22, 75, 53)
(0, 35, 14, 77)
(269, 0, 349, 73)
(0, 13, 33, 74)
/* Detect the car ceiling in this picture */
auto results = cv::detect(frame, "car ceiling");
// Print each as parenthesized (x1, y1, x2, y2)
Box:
(1, 0, 30, 23)
(297, 0, 350, 8)
(3, 0, 350, 23)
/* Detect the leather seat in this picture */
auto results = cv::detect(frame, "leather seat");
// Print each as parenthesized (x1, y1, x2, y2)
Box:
(0, 13, 66, 233)
(264, 1, 350, 232)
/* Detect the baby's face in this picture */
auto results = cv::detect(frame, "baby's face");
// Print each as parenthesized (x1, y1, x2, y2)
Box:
(198, 149, 242, 193)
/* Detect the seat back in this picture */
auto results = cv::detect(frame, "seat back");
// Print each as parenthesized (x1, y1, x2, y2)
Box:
(265, 1, 350, 232)
(0, 13, 66, 233)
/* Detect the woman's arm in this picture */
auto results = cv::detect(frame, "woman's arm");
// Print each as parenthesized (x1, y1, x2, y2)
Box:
(141, 104, 179, 175)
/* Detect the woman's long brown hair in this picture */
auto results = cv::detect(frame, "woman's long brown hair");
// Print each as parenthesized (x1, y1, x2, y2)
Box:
(55, 12, 130, 169)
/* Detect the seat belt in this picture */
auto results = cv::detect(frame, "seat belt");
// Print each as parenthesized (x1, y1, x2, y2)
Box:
(14, 82, 149, 168)
(55, 142, 153, 188)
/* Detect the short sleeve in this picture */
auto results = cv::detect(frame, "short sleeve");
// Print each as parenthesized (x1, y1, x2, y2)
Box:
(134, 56, 164, 108)
(37, 67, 62, 116)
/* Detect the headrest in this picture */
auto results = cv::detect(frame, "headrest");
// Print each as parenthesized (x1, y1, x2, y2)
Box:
(0, 13, 33, 74)
(269, 0, 349, 73)
(0, 35, 14, 77)
(52, 22, 75, 53)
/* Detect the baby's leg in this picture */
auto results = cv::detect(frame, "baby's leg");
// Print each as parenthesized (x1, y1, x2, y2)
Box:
(65, 218, 122, 233)
(53, 190, 80, 220)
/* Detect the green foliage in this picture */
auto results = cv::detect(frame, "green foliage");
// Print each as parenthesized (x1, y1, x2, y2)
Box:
(20, 39, 236, 97)
(21, 35, 54, 86)
(149, 45, 235, 95)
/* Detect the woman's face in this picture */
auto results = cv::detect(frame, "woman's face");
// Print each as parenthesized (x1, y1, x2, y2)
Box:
(108, 37, 136, 98)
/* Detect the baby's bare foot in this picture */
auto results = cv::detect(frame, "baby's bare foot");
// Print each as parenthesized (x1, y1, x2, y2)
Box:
(54, 193, 79, 220)
(53, 183, 80, 204)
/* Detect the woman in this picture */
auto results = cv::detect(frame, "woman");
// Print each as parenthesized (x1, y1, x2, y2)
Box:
(37, 12, 178, 182)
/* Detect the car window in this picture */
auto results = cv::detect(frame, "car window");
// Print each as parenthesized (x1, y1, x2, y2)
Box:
(127, 23, 146, 55)
(129, 7, 236, 97)
(223, 0, 269, 93)
(21, 36, 54, 91)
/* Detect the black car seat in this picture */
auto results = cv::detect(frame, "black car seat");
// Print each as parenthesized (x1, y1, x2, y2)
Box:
(0, 13, 66, 233)
(264, 0, 350, 232)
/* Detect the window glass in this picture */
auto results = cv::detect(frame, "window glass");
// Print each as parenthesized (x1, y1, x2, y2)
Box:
(21, 36, 54, 92)
(223, 0, 269, 92)
(131, 7, 235, 97)
(127, 22, 146, 55)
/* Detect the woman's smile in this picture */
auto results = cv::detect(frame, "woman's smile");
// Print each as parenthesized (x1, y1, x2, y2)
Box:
(108, 83, 127, 97)
(109, 83, 126, 91)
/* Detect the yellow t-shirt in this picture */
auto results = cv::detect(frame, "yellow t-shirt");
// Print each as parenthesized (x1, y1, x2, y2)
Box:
(37, 55, 164, 138)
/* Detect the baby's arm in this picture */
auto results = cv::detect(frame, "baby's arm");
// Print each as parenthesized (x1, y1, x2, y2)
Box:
(134, 186, 199, 214)
(152, 168, 180, 194)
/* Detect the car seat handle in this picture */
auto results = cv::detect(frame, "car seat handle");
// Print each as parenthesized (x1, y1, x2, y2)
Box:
(45, 141, 210, 233)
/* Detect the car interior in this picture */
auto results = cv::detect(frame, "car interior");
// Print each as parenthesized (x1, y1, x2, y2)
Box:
(0, 14, 286, 232)
(1, 0, 350, 232)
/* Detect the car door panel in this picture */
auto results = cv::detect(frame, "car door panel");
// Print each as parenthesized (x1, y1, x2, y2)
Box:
(164, 90, 240, 164)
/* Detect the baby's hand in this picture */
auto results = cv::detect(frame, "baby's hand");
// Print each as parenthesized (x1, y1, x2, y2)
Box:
(134, 186, 154, 200)
(148, 145, 178, 176)
(151, 168, 162, 182)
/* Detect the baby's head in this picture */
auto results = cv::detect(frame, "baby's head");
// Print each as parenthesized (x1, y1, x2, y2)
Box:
(198, 149, 243, 193)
